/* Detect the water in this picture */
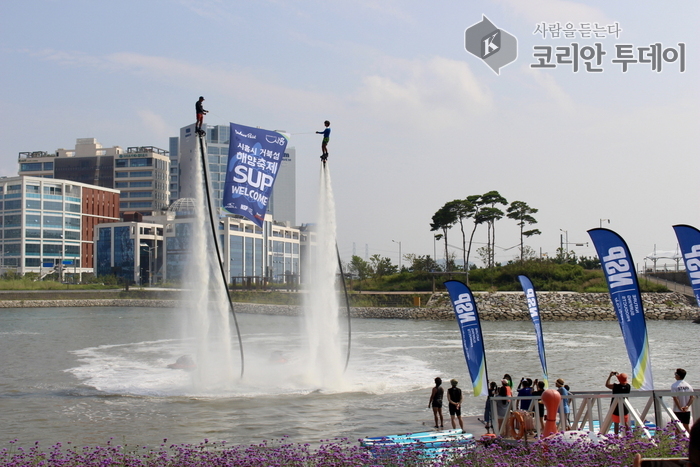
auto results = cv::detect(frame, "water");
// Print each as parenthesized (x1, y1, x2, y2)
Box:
(1, 307, 699, 447)
(302, 164, 344, 388)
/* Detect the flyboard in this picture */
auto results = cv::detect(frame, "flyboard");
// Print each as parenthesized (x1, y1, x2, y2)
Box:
(196, 128, 245, 377)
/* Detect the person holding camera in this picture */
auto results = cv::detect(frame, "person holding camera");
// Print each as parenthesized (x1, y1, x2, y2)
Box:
(605, 371, 631, 434)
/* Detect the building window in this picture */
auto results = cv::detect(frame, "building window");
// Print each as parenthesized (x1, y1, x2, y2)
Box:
(115, 172, 129, 178)
(128, 191, 152, 198)
(26, 185, 40, 193)
(65, 203, 80, 213)
(4, 229, 21, 239)
(43, 186, 62, 196)
(25, 229, 40, 239)
(43, 243, 63, 255)
(26, 199, 41, 210)
(130, 171, 152, 178)
(43, 230, 63, 239)
(20, 163, 42, 172)
(4, 200, 21, 210)
(115, 159, 128, 167)
(5, 214, 21, 227)
(43, 201, 63, 211)
(25, 258, 41, 267)
(43, 216, 63, 228)
(65, 217, 80, 230)
(65, 231, 80, 240)
(116, 182, 129, 188)
(129, 158, 153, 167)
(25, 244, 40, 256)
(43, 162, 53, 171)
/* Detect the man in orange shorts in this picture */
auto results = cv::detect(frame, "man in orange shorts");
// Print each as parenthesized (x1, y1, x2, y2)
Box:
(605, 371, 631, 434)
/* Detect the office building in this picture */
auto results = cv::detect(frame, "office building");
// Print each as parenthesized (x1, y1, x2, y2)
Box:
(0, 176, 120, 276)
(18, 138, 170, 216)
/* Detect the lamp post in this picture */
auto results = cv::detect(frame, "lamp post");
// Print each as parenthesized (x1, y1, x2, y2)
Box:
(392, 240, 402, 270)
(560, 229, 569, 260)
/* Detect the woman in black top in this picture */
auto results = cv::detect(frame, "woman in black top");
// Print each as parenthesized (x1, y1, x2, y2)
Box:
(428, 377, 444, 428)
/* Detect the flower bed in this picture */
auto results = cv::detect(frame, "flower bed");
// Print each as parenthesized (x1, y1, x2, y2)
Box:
(0, 426, 689, 467)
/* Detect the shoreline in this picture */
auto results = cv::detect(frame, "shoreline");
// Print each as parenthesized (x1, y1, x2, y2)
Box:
(1, 291, 697, 321)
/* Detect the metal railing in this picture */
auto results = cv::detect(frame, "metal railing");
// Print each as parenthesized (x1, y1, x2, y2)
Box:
(488, 390, 700, 439)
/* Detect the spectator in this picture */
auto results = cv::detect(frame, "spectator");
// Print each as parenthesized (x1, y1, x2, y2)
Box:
(605, 371, 630, 434)
(672, 368, 695, 432)
(556, 378, 571, 430)
(428, 377, 444, 428)
(517, 378, 533, 411)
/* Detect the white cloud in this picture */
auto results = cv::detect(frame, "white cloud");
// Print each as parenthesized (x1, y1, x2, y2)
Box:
(137, 110, 171, 140)
(354, 56, 492, 131)
(494, 0, 611, 24)
(522, 65, 575, 112)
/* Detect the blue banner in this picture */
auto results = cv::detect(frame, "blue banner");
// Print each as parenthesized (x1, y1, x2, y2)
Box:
(223, 123, 289, 227)
(588, 228, 653, 390)
(444, 280, 488, 397)
(673, 224, 700, 307)
(517, 275, 549, 388)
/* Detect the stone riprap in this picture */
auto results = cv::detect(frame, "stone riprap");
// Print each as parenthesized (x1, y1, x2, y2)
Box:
(0, 292, 697, 321)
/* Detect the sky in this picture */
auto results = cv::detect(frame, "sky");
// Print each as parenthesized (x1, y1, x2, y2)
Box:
(1, 0, 698, 269)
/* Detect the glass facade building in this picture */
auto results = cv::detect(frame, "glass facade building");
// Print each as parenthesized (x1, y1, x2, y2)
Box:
(0, 176, 119, 276)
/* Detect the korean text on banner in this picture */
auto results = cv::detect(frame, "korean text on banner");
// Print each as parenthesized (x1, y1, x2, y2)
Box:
(223, 123, 288, 227)
(444, 280, 489, 397)
(588, 228, 653, 390)
(517, 275, 549, 388)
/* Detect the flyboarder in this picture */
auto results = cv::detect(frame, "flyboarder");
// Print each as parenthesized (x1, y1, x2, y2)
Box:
(195, 96, 208, 136)
(316, 120, 330, 163)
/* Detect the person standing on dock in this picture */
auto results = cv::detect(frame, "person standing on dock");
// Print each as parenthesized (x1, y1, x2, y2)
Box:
(447, 379, 464, 431)
(672, 368, 695, 432)
(556, 378, 571, 430)
(428, 377, 444, 429)
(605, 371, 631, 434)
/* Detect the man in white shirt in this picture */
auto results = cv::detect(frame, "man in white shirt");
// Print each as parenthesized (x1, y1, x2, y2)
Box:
(672, 368, 695, 431)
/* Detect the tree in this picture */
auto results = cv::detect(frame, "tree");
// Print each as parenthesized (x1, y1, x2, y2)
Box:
(444, 198, 476, 281)
(430, 203, 458, 271)
(480, 190, 508, 268)
(464, 194, 487, 280)
(369, 254, 398, 277)
(349, 255, 372, 281)
(404, 254, 440, 273)
(506, 200, 542, 262)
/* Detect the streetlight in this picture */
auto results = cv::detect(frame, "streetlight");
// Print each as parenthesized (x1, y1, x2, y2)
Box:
(600, 218, 610, 228)
(392, 240, 402, 270)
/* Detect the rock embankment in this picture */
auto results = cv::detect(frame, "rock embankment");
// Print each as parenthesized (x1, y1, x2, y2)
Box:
(233, 292, 699, 321)
(0, 292, 697, 321)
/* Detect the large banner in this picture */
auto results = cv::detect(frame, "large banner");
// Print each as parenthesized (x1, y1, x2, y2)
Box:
(673, 224, 700, 307)
(588, 228, 653, 390)
(223, 123, 289, 227)
(444, 280, 488, 397)
(517, 275, 549, 388)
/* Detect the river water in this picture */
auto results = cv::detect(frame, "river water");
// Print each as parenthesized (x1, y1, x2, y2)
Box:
(1, 306, 698, 447)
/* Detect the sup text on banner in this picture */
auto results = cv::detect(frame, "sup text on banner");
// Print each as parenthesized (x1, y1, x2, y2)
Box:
(444, 280, 488, 397)
(517, 275, 549, 388)
(673, 224, 700, 307)
(588, 228, 653, 390)
(223, 123, 289, 227)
